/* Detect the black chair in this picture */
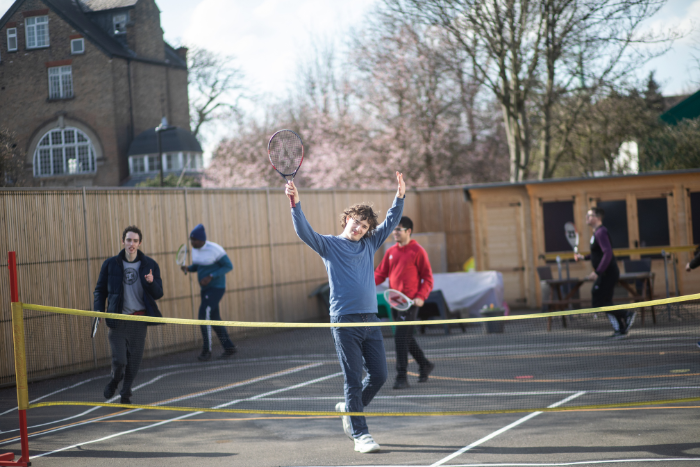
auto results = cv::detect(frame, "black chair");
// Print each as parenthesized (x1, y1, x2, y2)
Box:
(417, 290, 465, 335)
(623, 259, 656, 325)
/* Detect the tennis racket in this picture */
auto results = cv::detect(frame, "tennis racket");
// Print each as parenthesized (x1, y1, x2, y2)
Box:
(384, 289, 414, 312)
(564, 222, 579, 254)
(268, 129, 304, 207)
(176, 243, 187, 273)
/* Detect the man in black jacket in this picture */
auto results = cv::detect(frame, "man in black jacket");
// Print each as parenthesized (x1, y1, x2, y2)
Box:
(94, 226, 163, 404)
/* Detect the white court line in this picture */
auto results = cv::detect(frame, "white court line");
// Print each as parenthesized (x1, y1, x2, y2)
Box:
(301, 459, 700, 466)
(441, 460, 700, 466)
(30, 371, 343, 459)
(0, 363, 325, 446)
(429, 392, 586, 467)
(1, 364, 243, 433)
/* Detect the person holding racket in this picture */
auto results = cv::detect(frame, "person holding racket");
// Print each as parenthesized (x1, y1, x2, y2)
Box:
(574, 207, 635, 339)
(180, 224, 237, 361)
(94, 226, 163, 405)
(285, 172, 405, 454)
(374, 216, 435, 389)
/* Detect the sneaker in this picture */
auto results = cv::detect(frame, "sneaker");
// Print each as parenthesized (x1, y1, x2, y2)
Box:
(608, 331, 623, 339)
(625, 312, 637, 333)
(218, 346, 237, 359)
(120, 395, 131, 404)
(335, 402, 353, 440)
(354, 434, 380, 453)
(392, 378, 410, 390)
(418, 362, 435, 383)
(612, 331, 629, 340)
(103, 380, 119, 399)
(696, 341, 700, 349)
(197, 350, 212, 361)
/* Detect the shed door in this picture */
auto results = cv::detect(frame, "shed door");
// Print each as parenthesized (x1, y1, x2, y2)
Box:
(482, 202, 526, 305)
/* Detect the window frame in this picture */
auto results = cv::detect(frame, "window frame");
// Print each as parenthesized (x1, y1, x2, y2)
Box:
(33, 128, 97, 177)
(113, 13, 128, 35)
(47, 65, 73, 100)
(70, 38, 84, 54)
(7, 27, 17, 51)
(25, 15, 49, 49)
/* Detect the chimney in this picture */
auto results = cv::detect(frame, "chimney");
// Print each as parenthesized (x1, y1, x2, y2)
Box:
(175, 46, 188, 61)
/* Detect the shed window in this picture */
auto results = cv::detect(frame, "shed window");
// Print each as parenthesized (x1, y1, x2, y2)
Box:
(596, 200, 629, 249)
(637, 198, 670, 248)
(71, 38, 84, 54)
(7, 28, 17, 51)
(26, 16, 49, 48)
(542, 201, 575, 253)
(690, 192, 700, 245)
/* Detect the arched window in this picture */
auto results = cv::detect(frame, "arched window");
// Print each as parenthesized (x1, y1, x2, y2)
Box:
(33, 128, 96, 177)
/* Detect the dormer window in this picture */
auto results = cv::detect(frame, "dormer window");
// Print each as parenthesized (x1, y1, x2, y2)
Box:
(113, 13, 127, 35)
(71, 38, 84, 54)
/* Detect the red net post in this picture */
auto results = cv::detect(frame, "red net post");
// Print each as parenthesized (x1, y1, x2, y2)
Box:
(1, 252, 31, 466)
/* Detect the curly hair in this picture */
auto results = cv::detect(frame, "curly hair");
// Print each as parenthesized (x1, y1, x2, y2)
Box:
(122, 225, 143, 242)
(340, 203, 380, 237)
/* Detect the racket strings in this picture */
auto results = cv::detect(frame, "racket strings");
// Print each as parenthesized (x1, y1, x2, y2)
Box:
(269, 132, 303, 175)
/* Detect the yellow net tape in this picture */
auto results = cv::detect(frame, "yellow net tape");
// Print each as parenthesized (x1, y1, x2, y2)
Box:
(20, 292, 700, 327)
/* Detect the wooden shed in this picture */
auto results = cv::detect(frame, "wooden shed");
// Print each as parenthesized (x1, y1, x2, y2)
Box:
(466, 169, 700, 308)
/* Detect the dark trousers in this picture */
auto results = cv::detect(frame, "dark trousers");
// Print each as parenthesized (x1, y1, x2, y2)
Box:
(330, 313, 388, 438)
(393, 306, 430, 380)
(108, 320, 148, 398)
(199, 288, 235, 352)
(592, 266, 630, 332)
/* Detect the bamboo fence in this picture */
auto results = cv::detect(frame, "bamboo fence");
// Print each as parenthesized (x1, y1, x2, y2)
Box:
(0, 186, 472, 386)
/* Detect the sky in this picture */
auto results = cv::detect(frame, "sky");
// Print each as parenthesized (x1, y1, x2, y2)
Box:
(1, 0, 700, 155)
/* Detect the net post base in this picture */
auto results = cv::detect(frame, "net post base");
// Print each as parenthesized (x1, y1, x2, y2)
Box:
(0, 452, 30, 466)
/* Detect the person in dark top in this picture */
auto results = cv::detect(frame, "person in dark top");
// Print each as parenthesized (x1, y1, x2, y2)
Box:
(685, 246, 700, 348)
(685, 246, 700, 273)
(575, 207, 635, 339)
(94, 225, 163, 404)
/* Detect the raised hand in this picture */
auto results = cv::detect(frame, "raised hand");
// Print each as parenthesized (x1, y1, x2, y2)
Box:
(396, 171, 405, 198)
(285, 181, 300, 205)
(145, 269, 154, 283)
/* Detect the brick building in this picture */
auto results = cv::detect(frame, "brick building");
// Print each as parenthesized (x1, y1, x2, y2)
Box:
(0, 0, 201, 186)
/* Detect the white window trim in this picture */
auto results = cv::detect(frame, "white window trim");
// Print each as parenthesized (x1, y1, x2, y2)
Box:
(70, 38, 84, 54)
(7, 28, 17, 52)
(25, 15, 49, 49)
(33, 128, 97, 177)
(48, 65, 73, 100)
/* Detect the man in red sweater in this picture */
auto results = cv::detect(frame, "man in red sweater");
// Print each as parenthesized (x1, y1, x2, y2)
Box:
(375, 216, 435, 389)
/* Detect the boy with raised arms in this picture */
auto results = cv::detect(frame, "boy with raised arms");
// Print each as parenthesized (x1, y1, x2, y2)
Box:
(285, 171, 405, 454)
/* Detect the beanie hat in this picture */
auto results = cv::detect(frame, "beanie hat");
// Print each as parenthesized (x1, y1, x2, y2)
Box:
(190, 224, 206, 242)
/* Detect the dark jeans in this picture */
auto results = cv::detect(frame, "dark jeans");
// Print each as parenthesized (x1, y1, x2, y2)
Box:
(330, 313, 388, 438)
(108, 320, 148, 398)
(592, 266, 630, 332)
(199, 288, 235, 352)
(393, 306, 430, 380)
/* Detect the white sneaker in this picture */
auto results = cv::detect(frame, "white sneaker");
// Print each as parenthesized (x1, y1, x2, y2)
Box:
(335, 402, 353, 440)
(354, 434, 380, 453)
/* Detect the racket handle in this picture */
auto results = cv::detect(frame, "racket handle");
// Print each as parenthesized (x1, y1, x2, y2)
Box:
(288, 193, 296, 208)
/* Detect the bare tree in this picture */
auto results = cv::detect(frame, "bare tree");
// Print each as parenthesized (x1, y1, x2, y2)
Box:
(388, 0, 677, 181)
(187, 46, 247, 138)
